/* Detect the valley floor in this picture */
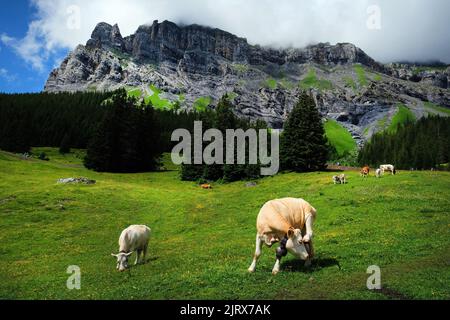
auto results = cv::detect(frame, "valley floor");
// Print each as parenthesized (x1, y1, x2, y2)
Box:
(0, 148, 449, 299)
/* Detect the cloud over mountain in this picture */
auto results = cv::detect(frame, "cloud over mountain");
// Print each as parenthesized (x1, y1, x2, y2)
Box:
(2, 0, 450, 71)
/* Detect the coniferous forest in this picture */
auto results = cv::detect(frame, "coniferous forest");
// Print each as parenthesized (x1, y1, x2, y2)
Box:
(1, 90, 449, 174)
(0, 90, 198, 155)
(358, 116, 450, 170)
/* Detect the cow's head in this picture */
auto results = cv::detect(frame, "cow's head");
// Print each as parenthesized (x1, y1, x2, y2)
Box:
(286, 228, 309, 260)
(111, 252, 133, 272)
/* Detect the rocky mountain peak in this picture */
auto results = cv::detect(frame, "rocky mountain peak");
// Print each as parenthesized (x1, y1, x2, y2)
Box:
(45, 20, 450, 140)
(86, 22, 124, 50)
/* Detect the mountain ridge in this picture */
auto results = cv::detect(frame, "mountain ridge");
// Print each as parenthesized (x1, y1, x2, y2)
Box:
(45, 20, 450, 145)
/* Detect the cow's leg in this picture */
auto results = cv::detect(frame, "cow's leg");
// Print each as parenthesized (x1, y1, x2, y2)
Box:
(304, 240, 314, 268)
(272, 237, 288, 275)
(142, 244, 148, 264)
(302, 214, 314, 243)
(248, 234, 263, 273)
(135, 250, 142, 265)
(272, 258, 282, 275)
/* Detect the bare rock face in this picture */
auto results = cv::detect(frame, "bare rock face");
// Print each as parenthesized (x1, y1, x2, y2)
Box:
(45, 20, 450, 142)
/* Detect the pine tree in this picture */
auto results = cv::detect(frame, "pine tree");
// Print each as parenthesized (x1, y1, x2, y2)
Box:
(280, 91, 328, 172)
(59, 133, 71, 154)
(84, 89, 162, 173)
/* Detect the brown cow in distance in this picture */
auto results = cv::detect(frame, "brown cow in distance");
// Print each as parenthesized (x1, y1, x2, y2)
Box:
(360, 166, 370, 177)
(200, 184, 212, 189)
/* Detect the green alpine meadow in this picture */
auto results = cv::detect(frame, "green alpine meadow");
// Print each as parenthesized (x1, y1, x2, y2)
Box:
(0, 149, 449, 299)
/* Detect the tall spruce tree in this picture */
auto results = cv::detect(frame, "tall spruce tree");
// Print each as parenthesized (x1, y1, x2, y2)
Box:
(280, 91, 328, 172)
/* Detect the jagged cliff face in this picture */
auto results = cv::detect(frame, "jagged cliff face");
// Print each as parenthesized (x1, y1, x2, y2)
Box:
(45, 20, 450, 144)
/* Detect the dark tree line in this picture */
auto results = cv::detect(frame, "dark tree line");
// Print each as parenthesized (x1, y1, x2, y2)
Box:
(180, 95, 268, 182)
(1, 89, 330, 177)
(358, 116, 450, 170)
(0, 91, 111, 153)
(0, 90, 199, 154)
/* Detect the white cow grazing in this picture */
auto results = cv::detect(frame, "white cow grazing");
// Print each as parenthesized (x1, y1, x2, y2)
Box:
(111, 225, 151, 272)
(375, 168, 382, 178)
(380, 164, 396, 175)
(333, 174, 346, 184)
(248, 198, 316, 275)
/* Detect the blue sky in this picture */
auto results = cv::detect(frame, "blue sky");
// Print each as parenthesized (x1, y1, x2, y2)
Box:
(0, 1, 68, 93)
(1, 0, 449, 94)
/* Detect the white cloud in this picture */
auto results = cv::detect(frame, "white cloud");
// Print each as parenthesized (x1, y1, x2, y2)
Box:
(0, 68, 17, 82)
(2, 0, 450, 71)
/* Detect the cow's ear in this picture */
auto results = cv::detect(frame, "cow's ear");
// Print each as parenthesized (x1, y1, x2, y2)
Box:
(111, 253, 118, 257)
(287, 228, 295, 239)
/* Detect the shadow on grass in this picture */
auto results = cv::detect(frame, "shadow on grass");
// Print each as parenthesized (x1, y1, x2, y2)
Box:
(127, 256, 159, 270)
(281, 257, 340, 273)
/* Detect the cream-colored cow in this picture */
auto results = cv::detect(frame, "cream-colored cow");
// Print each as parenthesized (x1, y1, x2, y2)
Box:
(111, 225, 151, 272)
(248, 198, 317, 275)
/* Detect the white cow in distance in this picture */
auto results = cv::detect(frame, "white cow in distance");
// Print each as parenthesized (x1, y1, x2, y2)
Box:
(111, 225, 151, 272)
(333, 174, 346, 184)
(380, 164, 396, 175)
(375, 168, 382, 178)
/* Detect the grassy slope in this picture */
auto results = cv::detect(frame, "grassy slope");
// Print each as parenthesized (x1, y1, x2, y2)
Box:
(300, 69, 333, 91)
(388, 105, 416, 133)
(424, 102, 450, 116)
(0, 149, 449, 300)
(193, 97, 212, 112)
(354, 65, 368, 87)
(324, 120, 357, 156)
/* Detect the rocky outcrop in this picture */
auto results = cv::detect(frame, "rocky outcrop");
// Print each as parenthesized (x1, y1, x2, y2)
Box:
(45, 20, 450, 142)
(386, 63, 449, 89)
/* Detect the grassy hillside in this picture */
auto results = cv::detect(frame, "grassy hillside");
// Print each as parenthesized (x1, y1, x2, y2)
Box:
(424, 102, 450, 116)
(324, 120, 357, 157)
(0, 149, 449, 299)
(300, 69, 333, 91)
(388, 104, 416, 133)
(354, 65, 368, 87)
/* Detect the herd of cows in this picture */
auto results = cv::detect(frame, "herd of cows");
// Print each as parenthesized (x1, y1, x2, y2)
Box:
(333, 164, 396, 184)
(111, 164, 397, 275)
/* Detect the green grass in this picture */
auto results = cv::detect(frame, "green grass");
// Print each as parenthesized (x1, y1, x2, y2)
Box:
(300, 69, 333, 91)
(127, 88, 142, 99)
(231, 64, 249, 74)
(387, 104, 416, 133)
(424, 102, 450, 116)
(261, 78, 277, 90)
(343, 77, 357, 90)
(354, 65, 368, 87)
(377, 116, 389, 131)
(279, 78, 296, 90)
(373, 74, 382, 82)
(324, 120, 357, 157)
(145, 85, 174, 110)
(193, 97, 212, 112)
(226, 92, 239, 102)
(0, 148, 449, 300)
